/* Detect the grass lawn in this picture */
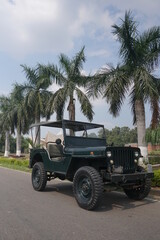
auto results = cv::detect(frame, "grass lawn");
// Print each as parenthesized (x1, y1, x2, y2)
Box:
(0, 157, 31, 173)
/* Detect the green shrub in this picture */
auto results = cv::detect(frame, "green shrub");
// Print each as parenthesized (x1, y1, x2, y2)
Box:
(149, 157, 160, 165)
(149, 150, 160, 156)
(152, 169, 160, 187)
(10, 159, 15, 164)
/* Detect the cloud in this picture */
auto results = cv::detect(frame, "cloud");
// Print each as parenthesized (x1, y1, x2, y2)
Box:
(0, 0, 73, 56)
(100, 121, 115, 130)
(0, 0, 115, 57)
(0, 0, 159, 58)
(92, 97, 106, 107)
(88, 49, 110, 58)
(109, 0, 160, 16)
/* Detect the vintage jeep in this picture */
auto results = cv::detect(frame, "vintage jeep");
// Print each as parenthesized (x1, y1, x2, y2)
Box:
(29, 119, 154, 210)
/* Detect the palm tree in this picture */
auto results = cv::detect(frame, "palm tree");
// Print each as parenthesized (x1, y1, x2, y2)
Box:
(10, 84, 30, 156)
(38, 47, 94, 135)
(88, 11, 160, 160)
(19, 65, 53, 145)
(0, 96, 12, 157)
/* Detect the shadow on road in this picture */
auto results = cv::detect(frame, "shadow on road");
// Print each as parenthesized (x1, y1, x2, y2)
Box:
(44, 181, 156, 212)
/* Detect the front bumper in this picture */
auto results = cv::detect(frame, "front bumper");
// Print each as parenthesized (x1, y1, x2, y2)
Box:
(103, 172, 154, 184)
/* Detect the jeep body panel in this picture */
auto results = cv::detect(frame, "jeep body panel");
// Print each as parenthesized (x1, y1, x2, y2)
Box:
(30, 148, 72, 174)
(29, 119, 153, 184)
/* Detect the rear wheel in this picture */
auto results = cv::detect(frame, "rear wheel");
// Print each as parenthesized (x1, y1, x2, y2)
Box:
(32, 162, 47, 191)
(73, 166, 103, 210)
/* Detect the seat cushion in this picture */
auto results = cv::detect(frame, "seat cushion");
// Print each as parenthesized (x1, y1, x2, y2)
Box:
(47, 144, 63, 158)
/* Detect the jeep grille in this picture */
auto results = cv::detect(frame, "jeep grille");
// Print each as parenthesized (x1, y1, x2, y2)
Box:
(112, 148, 135, 173)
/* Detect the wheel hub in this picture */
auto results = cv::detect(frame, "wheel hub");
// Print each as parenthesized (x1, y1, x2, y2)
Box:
(80, 178, 91, 197)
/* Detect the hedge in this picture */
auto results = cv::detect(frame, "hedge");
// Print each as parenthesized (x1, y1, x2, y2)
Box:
(152, 169, 160, 187)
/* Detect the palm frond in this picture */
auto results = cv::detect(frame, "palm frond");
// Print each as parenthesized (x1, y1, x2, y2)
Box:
(41, 63, 66, 86)
(133, 68, 159, 101)
(21, 64, 38, 85)
(87, 65, 113, 98)
(72, 46, 86, 78)
(139, 26, 160, 71)
(112, 10, 138, 64)
(76, 87, 94, 121)
(102, 65, 129, 116)
(59, 53, 71, 77)
(76, 74, 93, 88)
(46, 88, 67, 120)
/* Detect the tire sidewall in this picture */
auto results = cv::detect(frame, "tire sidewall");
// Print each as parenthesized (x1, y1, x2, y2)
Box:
(74, 170, 94, 207)
(32, 162, 47, 191)
(73, 167, 103, 210)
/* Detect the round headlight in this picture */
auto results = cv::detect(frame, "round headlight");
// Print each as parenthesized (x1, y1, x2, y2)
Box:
(106, 151, 112, 158)
(134, 151, 139, 157)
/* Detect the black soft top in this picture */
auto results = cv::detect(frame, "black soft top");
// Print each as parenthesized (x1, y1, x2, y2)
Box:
(30, 119, 104, 132)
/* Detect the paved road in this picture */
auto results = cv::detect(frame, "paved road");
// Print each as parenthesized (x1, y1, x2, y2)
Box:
(0, 167, 160, 240)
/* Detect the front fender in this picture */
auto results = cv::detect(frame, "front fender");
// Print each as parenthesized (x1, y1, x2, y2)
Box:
(29, 148, 50, 168)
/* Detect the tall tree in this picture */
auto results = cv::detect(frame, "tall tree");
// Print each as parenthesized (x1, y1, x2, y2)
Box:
(10, 84, 30, 156)
(38, 47, 94, 134)
(88, 11, 160, 160)
(0, 96, 12, 157)
(19, 65, 53, 145)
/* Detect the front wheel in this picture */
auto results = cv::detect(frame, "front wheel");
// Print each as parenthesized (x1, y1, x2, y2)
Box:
(32, 162, 47, 191)
(123, 167, 151, 200)
(73, 166, 103, 210)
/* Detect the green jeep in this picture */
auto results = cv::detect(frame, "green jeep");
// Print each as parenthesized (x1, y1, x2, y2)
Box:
(29, 119, 154, 210)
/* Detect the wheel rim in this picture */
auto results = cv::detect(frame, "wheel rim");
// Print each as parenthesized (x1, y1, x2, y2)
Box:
(33, 168, 41, 188)
(77, 176, 92, 202)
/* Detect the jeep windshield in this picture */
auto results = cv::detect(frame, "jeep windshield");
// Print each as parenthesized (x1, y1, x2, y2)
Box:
(63, 120, 105, 138)
(63, 120, 106, 148)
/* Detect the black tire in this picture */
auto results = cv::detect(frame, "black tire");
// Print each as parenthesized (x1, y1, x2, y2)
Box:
(123, 167, 151, 200)
(32, 162, 47, 191)
(73, 166, 103, 210)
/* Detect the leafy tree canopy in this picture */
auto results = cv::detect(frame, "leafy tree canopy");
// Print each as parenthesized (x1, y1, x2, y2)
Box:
(98, 126, 137, 146)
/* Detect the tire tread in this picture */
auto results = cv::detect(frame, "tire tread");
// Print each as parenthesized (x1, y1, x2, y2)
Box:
(73, 166, 103, 210)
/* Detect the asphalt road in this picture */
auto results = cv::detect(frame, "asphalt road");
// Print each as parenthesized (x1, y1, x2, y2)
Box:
(0, 167, 160, 240)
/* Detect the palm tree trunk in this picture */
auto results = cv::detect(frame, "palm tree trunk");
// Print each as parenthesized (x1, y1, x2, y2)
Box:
(16, 128, 21, 156)
(67, 97, 75, 136)
(135, 100, 148, 163)
(35, 115, 40, 146)
(4, 131, 10, 157)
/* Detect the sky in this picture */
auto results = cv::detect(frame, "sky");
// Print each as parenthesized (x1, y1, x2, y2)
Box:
(0, 0, 160, 131)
